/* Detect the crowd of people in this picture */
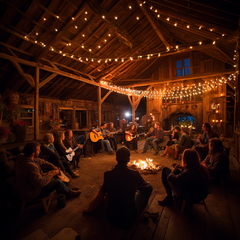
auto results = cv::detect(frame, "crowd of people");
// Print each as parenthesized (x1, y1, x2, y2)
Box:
(0, 120, 230, 228)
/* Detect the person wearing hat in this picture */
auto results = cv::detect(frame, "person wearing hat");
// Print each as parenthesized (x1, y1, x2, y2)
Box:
(102, 147, 153, 226)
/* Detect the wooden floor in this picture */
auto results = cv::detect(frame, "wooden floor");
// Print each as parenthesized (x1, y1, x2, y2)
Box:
(1, 140, 240, 240)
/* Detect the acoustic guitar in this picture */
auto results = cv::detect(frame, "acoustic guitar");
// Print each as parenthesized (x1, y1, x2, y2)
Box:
(44, 170, 70, 183)
(125, 132, 146, 142)
(66, 146, 81, 161)
(90, 130, 121, 142)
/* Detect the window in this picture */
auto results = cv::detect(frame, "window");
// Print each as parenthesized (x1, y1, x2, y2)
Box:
(20, 108, 34, 127)
(176, 58, 191, 77)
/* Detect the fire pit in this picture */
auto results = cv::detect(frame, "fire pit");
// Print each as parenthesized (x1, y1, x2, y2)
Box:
(128, 158, 162, 174)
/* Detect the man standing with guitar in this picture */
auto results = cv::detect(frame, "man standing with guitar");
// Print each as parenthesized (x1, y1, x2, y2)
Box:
(142, 122, 164, 155)
(15, 142, 81, 203)
(92, 121, 114, 155)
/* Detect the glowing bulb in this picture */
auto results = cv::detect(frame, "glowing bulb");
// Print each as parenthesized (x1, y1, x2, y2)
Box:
(166, 18, 170, 21)
(115, 16, 118, 20)
(56, 16, 59, 19)
(187, 25, 190, 28)
(129, 6, 132, 9)
(72, 17, 75, 20)
(108, 34, 111, 37)
(199, 26, 202, 29)
(43, 18, 47, 21)
(136, 17, 139, 20)
(174, 23, 177, 26)
(157, 14, 160, 18)
(84, 18, 87, 21)
(199, 42, 202, 45)
(55, 29, 58, 32)
(75, 26, 78, 28)
(82, 34, 85, 37)
(102, 15, 105, 19)
(98, 46, 101, 48)
(85, 11, 88, 14)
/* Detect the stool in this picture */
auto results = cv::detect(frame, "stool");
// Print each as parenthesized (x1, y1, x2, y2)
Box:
(19, 193, 53, 217)
(181, 199, 208, 213)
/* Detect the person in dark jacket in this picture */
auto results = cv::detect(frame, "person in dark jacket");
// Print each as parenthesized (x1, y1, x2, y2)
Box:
(63, 129, 82, 168)
(102, 147, 153, 226)
(158, 149, 209, 206)
(40, 133, 79, 178)
(201, 138, 229, 179)
(142, 122, 164, 155)
(54, 131, 80, 178)
(15, 142, 81, 202)
(193, 122, 219, 161)
(125, 124, 139, 152)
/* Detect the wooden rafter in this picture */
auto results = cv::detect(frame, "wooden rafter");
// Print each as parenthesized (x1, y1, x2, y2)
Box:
(101, 90, 112, 104)
(5, 47, 35, 88)
(88, 0, 134, 48)
(35, 1, 88, 60)
(126, 68, 236, 87)
(136, 0, 170, 49)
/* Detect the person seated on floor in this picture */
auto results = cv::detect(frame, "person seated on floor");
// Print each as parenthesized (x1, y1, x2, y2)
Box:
(15, 142, 81, 203)
(193, 123, 219, 161)
(92, 121, 114, 155)
(161, 125, 181, 157)
(64, 129, 83, 167)
(40, 133, 79, 178)
(125, 123, 139, 153)
(142, 122, 164, 155)
(166, 128, 192, 159)
(106, 122, 118, 151)
(54, 131, 79, 171)
(201, 138, 229, 179)
(103, 147, 153, 226)
(158, 149, 209, 207)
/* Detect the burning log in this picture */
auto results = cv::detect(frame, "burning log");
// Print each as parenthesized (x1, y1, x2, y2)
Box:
(128, 158, 162, 174)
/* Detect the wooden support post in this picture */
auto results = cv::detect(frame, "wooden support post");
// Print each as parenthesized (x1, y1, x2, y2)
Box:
(72, 109, 76, 129)
(234, 27, 240, 132)
(34, 63, 40, 140)
(97, 86, 101, 126)
(132, 95, 136, 123)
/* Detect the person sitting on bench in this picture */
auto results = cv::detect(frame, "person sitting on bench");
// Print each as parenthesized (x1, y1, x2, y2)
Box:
(201, 138, 229, 179)
(193, 123, 219, 161)
(15, 142, 81, 203)
(142, 122, 164, 155)
(92, 121, 114, 155)
(158, 149, 209, 207)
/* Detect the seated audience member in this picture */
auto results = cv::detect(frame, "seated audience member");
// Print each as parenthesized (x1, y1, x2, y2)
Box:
(102, 147, 153, 226)
(54, 131, 79, 172)
(201, 138, 229, 179)
(106, 122, 118, 151)
(167, 128, 192, 159)
(64, 129, 82, 167)
(125, 123, 139, 153)
(193, 123, 219, 161)
(92, 122, 114, 155)
(142, 122, 164, 155)
(40, 133, 79, 178)
(15, 142, 81, 202)
(161, 126, 181, 157)
(158, 149, 209, 207)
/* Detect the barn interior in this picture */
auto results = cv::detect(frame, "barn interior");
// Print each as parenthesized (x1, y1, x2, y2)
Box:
(0, 0, 240, 239)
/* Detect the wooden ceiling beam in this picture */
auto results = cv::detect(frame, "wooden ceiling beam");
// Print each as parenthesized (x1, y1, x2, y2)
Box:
(136, 0, 170, 49)
(0, 42, 33, 57)
(125, 68, 236, 87)
(88, 0, 135, 48)
(149, 1, 236, 36)
(39, 73, 58, 88)
(42, 58, 95, 80)
(35, 1, 88, 60)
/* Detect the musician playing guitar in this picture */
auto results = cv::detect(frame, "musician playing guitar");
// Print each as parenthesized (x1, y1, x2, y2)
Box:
(106, 122, 120, 151)
(92, 121, 114, 155)
(54, 131, 80, 178)
(15, 142, 81, 203)
(63, 129, 83, 168)
(125, 124, 139, 153)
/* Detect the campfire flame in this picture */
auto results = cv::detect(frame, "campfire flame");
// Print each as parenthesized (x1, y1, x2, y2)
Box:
(132, 158, 157, 170)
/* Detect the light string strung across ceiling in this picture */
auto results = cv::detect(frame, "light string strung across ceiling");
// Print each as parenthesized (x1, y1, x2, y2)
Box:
(100, 73, 236, 99)
(17, 1, 234, 64)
